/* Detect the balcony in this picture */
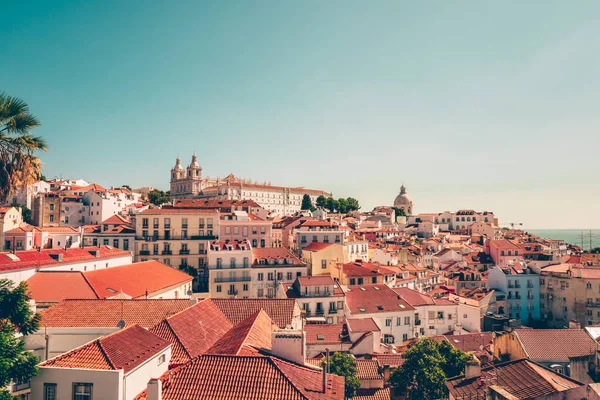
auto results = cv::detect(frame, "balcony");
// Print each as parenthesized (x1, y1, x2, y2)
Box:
(328, 309, 337, 314)
(214, 276, 252, 283)
(527, 283, 534, 288)
(139, 250, 150, 255)
(191, 235, 219, 240)
(227, 290, 237, 296)
(162, 250, 173, 255)
(179, 249, 190, 255)
(415, 320, 422, 326)
(153, 224, 159, 229)
(182, 224, 188, 229)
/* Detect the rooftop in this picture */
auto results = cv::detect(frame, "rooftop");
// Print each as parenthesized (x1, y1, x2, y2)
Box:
(41, 325, 170, 373)
(40, 299, 191, 328)
(210, 298, 299, 328)
(345, 284, 415, 314)
(446, 359, 583, 399)
(514, 329, 597, 361)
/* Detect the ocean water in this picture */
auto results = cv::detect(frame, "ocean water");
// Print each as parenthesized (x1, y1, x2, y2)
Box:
(527, 229, 600, 250)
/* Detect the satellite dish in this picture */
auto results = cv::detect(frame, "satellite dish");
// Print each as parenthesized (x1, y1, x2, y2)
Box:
(117, 319, 126, 329)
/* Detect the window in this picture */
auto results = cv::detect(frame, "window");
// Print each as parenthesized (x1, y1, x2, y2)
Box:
(123, 239, 129, 251)
(357, 278, 363, 285)
(225, 226, 231, 234)
(396, 317, 401, 326)
(252, 239, 258, 247)
(113, 239, 119, 248)
(321, 260, 327, 269)
(216, 258, 222, 269)
(49, 215, 54, 223)
(257, 273, 264, 281)
(44, 383, 57, 400)
(243, 284, 249, 291)
(277, 272, 283, 281)
(216, 285, 222, 293)
(243, 227, 248, 237)
(158, 354, 166, 365)
(230, 257, 236, 268)
(268, 272, 274, 281)
(287, 272, 293, 281)
(383, 334, 394, 344)
(350, 278, 356, 285)
(164, 218, 171, 228)
(49, 204, 55, 211)
(260, 239, 265, 247)
(402, 333, 408, 342)
(372, 277, 377, 284)
(258, 288, 264, 297)
(404, 316, 410, 325)
(73, 383, 92, 400)
(385, 318, 392, 327)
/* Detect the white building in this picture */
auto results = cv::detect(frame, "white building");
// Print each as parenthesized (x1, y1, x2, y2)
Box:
(0, 246, 133, 285)
(345, 284, 415, 346)
(295, 220, 345, 254)
(169, 154, 331, 216)
(6, 180, 51, 209)
(30, 325, 171, 400)
(84, 189, 141, 225)
(1, 206, 22, 251)
(284, 275, 346, 324)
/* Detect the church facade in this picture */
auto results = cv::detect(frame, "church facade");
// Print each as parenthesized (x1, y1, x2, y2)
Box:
(170, 154, 332, 216)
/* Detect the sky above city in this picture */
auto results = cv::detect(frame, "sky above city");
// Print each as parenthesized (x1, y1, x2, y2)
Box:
(2, 1, 599, 229)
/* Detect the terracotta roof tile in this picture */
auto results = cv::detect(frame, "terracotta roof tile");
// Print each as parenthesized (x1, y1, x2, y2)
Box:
(83, 260, 192, 298)
(356, 359, 382, 380)
(346, 318, 380, 332)
(446, 359, 582, 399)
(346, 285, 415, 314)
(371, 354, 404, 368)
(135, 354, 344, 400)
(207, 310, 273, 355)
(353, 388, 390, 400)
(252, 247, 303, 265)
(305, 324, 349, 345)
(149, 299, 233, 366)
(40, 299, 191, 328)
(41, 325, 169, 373)
(210, 298, 298, 328)
(27, 271, 98, 303)
(514, 329, 596, 361)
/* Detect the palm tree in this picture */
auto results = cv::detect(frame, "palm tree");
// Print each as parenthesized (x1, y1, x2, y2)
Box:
(0, 92, 46, 202)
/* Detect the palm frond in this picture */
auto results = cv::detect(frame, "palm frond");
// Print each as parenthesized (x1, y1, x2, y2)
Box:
(3, 113, 41, 134)
(0, 91, 31, 123)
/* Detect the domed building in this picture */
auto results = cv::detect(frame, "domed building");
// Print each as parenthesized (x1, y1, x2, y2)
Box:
(393, 184, 413, 215)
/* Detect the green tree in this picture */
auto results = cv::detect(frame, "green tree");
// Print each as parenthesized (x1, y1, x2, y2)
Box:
(346, 197, 360, 211)
(324, 352, 360, 398)
(147, 189, 170, 206)
(301, 194, 316, 211)
(120, 185, 132, 190)
(0, 92, 47, 203)
(325, 197, 339, 213)
(0, 280, 41, 399)
(337, 198, 349, 214)
(392, 207, 406, 219)
(315, 195, 327, 208)
(390, 338, 472, 400)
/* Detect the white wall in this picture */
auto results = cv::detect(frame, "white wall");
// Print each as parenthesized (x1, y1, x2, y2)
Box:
(31, 367, 123, 400)
(123, 347, 170, 400)
(0, 254, 133, 285)
(25, 327, 120, 361)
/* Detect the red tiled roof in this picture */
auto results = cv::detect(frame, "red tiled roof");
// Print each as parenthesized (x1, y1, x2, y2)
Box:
(0, 246, 131, 272)
(150, 299, 233, 366)
(446, 359, 582, 399)
(210, 239, 251, 251)
(514, 329, 596, 361)
(346, 284, 415, 314)
(304, 324, 349, 345)
(207, 310, 273, 355)
(134, 354, 344, 400)
(300, 220, 339, 228)
(40, 299, 191, 328)
(41, 325, 169, 373)
(353, 388, 390, 400)
(371, 354, 404, 368)
(27, 272, 98, 302)
(303, 242, 335, 252)
(172, 199, 262, 209)
(342, 262, 395, 277)
(252, 247, 303, 265)
(83, 260, 192, 298)
(100, 214, 130, 225)
(356, 359, 382, 380)
(489, 239, 521, 250)
(437, 332, 493, 353)
(297, 275, 336, 286)
(346, 318, 380, 332)
(210, 298, 298, 328)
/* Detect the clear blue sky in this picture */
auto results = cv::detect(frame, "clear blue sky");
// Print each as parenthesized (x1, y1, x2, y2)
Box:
(2, 1, 599, 229)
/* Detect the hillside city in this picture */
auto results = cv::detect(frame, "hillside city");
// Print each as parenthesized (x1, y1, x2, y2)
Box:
(2, 153, 600, 400)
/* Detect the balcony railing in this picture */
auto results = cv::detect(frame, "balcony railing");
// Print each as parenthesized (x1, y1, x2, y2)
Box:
(179, 249, 190, 255)
(415, 320, 422, 326)
(162, 250, 173, 255)
(191, 235, 219, 240)
(214, 276, 251, 283)
(138, 235, 218, 241)
(328, 309, 337, 314)
(139, 250, 150, 255)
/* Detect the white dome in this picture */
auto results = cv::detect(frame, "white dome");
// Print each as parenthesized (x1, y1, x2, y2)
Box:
(393, 184, 413, 209)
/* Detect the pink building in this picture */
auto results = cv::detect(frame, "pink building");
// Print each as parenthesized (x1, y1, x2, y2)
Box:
(486, 239, 524, 267)
(219, 211, 272, 248)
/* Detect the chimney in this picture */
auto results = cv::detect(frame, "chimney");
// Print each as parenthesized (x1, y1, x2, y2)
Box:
(271, 329, 306, 365)
(147, 379, 162, 400)
(322, 361, 328, 394)
(569, 320, 581, 329)
(465, 358, 481, 380)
